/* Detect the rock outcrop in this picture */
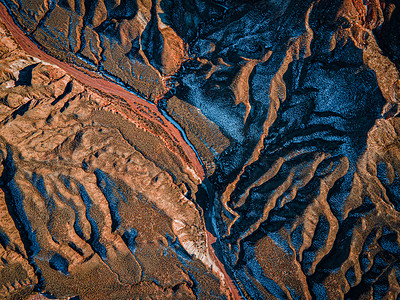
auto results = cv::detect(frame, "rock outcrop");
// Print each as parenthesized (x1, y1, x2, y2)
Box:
(1, 0, 400, 299)
(0, 20, 230, 299)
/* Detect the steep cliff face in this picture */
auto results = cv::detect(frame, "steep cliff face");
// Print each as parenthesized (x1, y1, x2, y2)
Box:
(1, 0, 400, 299)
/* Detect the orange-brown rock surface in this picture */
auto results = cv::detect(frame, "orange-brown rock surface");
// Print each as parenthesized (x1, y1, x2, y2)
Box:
(2, 0, 193, 100)
(0, 20, 232, 299)
(1, 0, 400, 299)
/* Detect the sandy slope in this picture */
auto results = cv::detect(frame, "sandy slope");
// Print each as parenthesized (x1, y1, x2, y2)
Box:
(0, 4, 242, 299)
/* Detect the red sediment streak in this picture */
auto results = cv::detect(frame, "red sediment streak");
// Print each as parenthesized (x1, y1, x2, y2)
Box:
(206, 231, 244, 300)
(0, 3, 243, 299)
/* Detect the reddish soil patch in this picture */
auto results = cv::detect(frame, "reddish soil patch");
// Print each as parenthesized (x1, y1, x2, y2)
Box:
(206, 231, 243, 300)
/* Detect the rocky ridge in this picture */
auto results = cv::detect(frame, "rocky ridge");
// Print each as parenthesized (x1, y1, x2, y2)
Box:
(0, 19, 231, 299)
(1, 0, 400, 299)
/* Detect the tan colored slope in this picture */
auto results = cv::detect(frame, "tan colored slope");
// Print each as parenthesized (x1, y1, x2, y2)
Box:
(4, 0, 188, 99)
(0, 19, 235, 300)
(0, 1, 205, 183)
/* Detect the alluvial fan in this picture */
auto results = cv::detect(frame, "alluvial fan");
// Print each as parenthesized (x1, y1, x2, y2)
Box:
(1, 0, 400, 299)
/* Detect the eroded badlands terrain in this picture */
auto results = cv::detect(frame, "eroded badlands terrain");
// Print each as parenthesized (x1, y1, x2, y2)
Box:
(0, 17, 231, 299)
(1, 0, 400, 299)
